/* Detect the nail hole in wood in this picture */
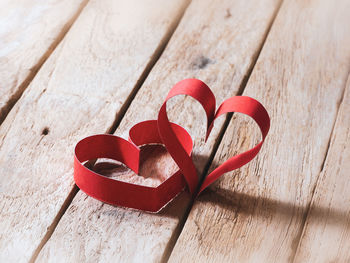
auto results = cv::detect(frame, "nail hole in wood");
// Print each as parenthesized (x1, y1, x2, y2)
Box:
(225, 9, 232, 18)
(42, 127, 49, 135)
(192, 56, 214, 70)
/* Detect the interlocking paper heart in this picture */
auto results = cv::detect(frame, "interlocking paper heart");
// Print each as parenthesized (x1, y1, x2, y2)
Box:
(74, 79, 270, 212)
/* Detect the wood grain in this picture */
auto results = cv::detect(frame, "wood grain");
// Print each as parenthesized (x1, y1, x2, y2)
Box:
(36, 0, 281, 262)
(0, 0, 190, 261)
(0, 0, 88, 124)
(293, 76, 350, 262)
(169, 0, 350, 262)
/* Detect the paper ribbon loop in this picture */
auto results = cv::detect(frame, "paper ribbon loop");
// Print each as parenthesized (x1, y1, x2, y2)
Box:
(74, 120, 193, 212)
(198, 96, 270, 194)
(158, 79, 216, 194)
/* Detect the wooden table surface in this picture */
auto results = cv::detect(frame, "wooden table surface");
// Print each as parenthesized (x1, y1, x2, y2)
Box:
(1, 0, 350, 262)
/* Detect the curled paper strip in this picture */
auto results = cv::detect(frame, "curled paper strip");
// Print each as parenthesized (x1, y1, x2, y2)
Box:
(74, 79, 270, 212)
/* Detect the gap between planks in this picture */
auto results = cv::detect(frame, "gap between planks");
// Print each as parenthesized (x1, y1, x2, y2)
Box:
(28, 1, 192, 262)
(292, 73, 350, 261)
(0, 0, 89, 126)
(291, 70, 350, 263)
(104, 1, 191, 136)
(162, 1, 284, 261)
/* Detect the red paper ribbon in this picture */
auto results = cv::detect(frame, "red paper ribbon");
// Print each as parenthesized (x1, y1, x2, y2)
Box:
(74, 79, 270, 212)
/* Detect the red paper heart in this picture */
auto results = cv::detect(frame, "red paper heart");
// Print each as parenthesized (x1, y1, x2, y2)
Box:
(74, 120, 193, 212)
(157, 79, 270, 195)
(74, 79, 270, 212)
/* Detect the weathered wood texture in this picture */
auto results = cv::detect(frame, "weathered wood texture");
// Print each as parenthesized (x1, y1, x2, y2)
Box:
(0, 0, 190, 261)
(169, 0, 350, 262)
(36, 0, 281, 262)
(293, 76, 350, 262)
(0, 0, 88, 124)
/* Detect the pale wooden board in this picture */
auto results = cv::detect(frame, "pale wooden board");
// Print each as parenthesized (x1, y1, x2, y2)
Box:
(293, 76, 350, 262)
(0, 0, 191, 261)
(169, 0, 350, 262)
(36, 0, 281, 262)
(0, 0, 88, 124)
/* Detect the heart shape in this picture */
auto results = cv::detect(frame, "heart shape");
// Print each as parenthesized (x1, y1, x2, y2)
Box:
(158, 79, 270, 195)
(74, 120, 193, 212)
(74, 79, 270, 212)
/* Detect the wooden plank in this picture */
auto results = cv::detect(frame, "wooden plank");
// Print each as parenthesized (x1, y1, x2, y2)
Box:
(293, 76, 350, 262)
(169, 0, 350, 262)
(0, 0, 191, 261)
(0, 0, 88, 124)
(36, 0, 281, 262)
